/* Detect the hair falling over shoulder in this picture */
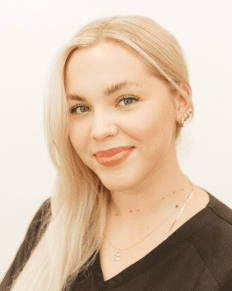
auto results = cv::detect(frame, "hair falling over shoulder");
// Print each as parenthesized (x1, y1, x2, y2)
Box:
(9, 15, 194, 291)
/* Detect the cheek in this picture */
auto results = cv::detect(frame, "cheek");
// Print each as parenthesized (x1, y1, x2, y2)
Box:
(132, 107, 165, 139)
(132, 103, 174, 146)
(68, 118, 87, 152)
(68, 118, 76, 145)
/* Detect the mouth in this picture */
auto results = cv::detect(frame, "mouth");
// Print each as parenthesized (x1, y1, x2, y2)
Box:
(94, 146, 135, 158)
(95, 147, 134, 167)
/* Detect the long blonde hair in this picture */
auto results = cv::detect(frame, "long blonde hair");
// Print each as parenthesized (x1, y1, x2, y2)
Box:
(9, 15, 194, 291)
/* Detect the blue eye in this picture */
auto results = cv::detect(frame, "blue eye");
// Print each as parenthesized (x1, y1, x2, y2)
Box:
(69, 95, 139, 115)
(70, 105, 89, 114)
(118, 96, 139, 107)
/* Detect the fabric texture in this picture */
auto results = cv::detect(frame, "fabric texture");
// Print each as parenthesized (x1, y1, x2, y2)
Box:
(1, 189, 232, 291)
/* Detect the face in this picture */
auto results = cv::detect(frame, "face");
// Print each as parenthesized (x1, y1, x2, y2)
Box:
(65, 41, 179, 192)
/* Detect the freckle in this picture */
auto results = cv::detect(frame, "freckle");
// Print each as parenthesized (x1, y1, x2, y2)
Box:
(176, 205, 179, 208)
(147, 227, 149, 230)
(130, 210, 133, 213)
(181, 188, 184, 191)
(173, 191, 175, 194)
(137, 209, 140, 212)
(162, 197, 165, 200)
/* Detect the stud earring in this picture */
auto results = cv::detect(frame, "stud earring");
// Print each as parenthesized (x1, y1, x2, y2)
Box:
(179, 107, 192, 127)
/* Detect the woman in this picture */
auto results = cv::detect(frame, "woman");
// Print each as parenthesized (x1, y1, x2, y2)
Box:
(1, 15, 232, 291)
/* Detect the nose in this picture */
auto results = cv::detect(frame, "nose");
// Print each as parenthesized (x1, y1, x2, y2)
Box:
(90, 108, 117, 140)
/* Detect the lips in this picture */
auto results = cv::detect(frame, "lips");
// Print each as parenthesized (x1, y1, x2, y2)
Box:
(95, 146, 134, 158)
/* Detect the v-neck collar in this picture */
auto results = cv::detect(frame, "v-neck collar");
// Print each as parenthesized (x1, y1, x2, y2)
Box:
(91, 190, 220, 290)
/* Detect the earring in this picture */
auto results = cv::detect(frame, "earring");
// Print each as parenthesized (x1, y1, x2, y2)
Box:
(179, 107, 192, 127)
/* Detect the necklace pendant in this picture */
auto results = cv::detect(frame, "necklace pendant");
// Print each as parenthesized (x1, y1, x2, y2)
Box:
(114, 249, 121, 264)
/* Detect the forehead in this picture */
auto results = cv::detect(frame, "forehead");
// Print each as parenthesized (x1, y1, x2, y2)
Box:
(65, 41, 153, 89)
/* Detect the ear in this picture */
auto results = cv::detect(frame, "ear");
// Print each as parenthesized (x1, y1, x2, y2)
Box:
(174, 84, 192, 122)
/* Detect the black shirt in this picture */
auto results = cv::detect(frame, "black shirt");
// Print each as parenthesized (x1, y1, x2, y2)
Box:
(1, 189, 232, 291)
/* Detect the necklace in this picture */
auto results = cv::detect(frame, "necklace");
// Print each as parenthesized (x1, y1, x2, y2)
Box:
(104, 179, 194, 264)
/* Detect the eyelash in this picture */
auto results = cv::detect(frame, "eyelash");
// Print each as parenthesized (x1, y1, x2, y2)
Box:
(69, 95, 140, 115)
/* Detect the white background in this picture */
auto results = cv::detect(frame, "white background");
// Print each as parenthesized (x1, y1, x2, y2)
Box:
(0, 0, 232, 281)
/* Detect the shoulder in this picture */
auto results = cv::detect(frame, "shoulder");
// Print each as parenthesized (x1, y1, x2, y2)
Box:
(19, 197, 51, 261)
(0, 198, 51, 291)
(190, 191, 232, 288)
(26, 198, 51, 237)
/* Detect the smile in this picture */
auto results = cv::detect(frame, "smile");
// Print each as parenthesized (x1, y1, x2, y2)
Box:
(95, 148, 134, 167)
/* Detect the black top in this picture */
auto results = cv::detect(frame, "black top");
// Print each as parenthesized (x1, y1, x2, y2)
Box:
(1, 189, 232, 291)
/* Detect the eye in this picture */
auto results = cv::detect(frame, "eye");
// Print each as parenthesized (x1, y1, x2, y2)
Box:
(69, 95, 139, 115)
(69, 104, 90, 115)
(117, 96, 139, 107)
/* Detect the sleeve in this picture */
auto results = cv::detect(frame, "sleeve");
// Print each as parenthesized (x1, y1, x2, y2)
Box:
(0, 198, 51, 291)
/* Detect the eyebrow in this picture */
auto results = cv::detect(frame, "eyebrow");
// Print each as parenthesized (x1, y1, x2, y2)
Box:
(67, 80, 141, 102)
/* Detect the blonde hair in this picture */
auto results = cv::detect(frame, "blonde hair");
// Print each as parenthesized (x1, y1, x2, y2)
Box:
(9, 15, 194, 291)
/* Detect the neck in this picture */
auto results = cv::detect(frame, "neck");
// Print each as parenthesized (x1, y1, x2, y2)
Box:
(108, 158, 192, 224)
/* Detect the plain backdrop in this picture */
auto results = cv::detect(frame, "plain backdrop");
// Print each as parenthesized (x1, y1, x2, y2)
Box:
(0, 0, 232, 281)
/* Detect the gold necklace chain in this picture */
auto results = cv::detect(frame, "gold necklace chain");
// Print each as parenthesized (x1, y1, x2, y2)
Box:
(104, 178, 194, 264)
